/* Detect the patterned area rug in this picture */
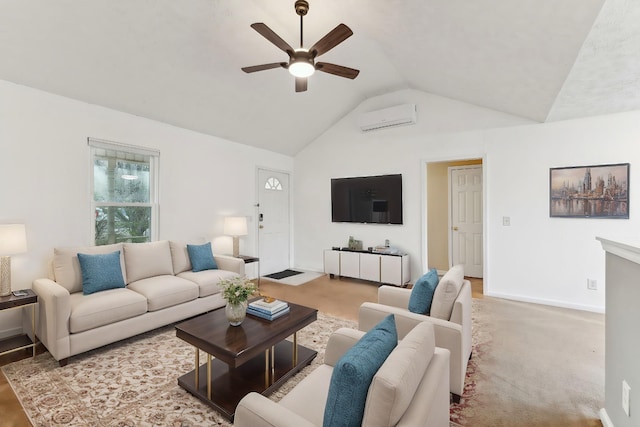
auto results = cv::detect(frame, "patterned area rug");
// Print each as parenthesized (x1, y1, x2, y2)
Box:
(3, 311, 484, 426)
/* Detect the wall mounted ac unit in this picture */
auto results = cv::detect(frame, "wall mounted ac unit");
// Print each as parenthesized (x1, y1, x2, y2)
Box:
(357, 103, 417, 132)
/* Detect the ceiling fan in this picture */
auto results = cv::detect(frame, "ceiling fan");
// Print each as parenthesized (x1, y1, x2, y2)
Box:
(241, 0, 359, 92)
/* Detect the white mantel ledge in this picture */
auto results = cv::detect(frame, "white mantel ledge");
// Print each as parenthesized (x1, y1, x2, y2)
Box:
(597, 236, 640, 265)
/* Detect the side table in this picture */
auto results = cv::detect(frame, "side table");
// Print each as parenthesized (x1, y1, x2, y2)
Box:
(0, 289, 38, 358)
(235, 255, 260, 286)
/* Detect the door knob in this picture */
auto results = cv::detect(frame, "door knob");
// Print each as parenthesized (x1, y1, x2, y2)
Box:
(452, 226, 459, 231)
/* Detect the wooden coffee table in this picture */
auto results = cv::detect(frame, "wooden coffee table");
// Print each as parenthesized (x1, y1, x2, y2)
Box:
(175, 300, 318, 420)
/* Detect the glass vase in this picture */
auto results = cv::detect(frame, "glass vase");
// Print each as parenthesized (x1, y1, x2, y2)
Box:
(225, 300, 248, 326)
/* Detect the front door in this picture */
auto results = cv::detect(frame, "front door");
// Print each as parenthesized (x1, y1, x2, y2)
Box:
(257, 168, 291, 275)
(450, 165, 483, 278)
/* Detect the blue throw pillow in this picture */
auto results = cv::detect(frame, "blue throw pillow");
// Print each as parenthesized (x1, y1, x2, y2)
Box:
(408, 268, 439, 314)
(77, 251, 126, 295)
(187, 242, 218, 272)
(323, 314, 398, 427)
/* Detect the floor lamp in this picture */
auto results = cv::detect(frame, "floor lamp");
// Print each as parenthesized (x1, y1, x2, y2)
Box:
(0, 224, 28, 297)
(224, 217, 248, 258)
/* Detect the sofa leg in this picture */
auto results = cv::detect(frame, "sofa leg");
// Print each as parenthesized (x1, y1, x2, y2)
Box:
(469, 350, 473, 361)
(59, 358, 69, 367)
(451, 393, 461, 404)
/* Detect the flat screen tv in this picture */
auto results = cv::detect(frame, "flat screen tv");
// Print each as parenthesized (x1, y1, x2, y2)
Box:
(331, 174, 403, 224)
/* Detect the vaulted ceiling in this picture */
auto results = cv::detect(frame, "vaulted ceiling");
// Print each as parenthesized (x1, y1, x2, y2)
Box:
(1, 0, 638, 155)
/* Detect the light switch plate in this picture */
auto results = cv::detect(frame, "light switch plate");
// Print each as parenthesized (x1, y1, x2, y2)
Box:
(623, 380, 631, 416)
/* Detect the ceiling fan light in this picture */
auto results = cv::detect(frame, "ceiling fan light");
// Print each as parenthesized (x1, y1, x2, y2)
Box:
(289, 60, 315, 78)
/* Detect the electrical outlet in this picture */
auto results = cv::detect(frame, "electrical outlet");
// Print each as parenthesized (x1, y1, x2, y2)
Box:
(587, 279, 598, 290)
(622, 380, 631, 417)
(502, 216, 511, 226)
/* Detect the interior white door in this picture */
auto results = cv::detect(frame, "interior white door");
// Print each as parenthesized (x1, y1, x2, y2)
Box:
(450, 165, 483, 278)
(257, 169, 290, 275)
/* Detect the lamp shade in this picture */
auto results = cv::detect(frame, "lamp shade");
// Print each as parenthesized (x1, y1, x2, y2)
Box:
(224, 217, 248, 236)
(0, 224, 27, 255)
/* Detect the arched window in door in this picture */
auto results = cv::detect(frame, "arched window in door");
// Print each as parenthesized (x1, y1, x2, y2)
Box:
(264, 176, 283, 191)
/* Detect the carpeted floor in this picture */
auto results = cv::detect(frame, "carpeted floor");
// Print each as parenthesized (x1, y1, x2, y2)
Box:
(452, 297, 605, 427)
(2, 297, 604, 426)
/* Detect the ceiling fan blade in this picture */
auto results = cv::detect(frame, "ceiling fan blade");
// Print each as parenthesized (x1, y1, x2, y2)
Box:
(241, 62, 287, 73)
(316, 62, 360, 79)
(309, 24, 353, 57)
(295, 77, 308, 92)
(250, 23, 294, 56)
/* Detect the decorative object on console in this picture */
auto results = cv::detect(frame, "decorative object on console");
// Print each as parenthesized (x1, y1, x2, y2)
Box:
(224, 216, 248, 257)
(0, 224, 27, 297)
(347, 235, 363, 251)
(219, 275, 258, 326)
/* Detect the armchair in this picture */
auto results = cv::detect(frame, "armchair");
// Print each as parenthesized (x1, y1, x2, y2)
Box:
(234, 322, 450, 427)
(359, 267, 472, 402)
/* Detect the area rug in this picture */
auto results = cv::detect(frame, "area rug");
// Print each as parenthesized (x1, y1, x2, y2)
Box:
(263, 269, 303, 280)
(2, 311, 483, 426)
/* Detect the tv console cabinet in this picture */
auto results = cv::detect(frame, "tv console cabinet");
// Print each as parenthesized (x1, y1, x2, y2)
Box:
(323, 249, 410, 286)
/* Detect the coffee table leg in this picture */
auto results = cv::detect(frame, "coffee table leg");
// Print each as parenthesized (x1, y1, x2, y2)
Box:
(195, 349, 200, 390)
(293, 332, 298, 366)
(265, 349, 269, 387)
(271, 346, 275, 380)
(207, 354, 212, 400)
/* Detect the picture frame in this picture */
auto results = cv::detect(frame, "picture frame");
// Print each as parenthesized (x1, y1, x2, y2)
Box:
(549, 163, 629, 218)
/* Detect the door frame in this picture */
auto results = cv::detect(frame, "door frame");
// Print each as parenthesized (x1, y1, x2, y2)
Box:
(421, 154, 487, 290)
(255, 166, 294, 271)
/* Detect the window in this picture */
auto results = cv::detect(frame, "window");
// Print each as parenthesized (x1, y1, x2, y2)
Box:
(264, 176, 283, 191)
(89, 138, 159, 246)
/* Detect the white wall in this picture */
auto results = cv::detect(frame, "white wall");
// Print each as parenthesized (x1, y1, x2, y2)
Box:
(294, 88, 640, 313)
(0, 80, 292, 336)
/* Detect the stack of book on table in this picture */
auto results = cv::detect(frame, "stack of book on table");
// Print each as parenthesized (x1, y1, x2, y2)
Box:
(247, 299, 290, 321)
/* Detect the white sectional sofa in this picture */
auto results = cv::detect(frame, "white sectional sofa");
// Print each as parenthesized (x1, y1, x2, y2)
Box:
(32, 240, 244, 365)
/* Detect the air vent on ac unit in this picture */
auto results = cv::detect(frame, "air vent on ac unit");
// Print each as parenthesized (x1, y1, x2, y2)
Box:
(357, 103, 417, 132)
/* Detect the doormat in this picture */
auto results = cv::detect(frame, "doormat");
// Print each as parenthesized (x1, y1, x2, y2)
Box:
(264, 269, 304, 280)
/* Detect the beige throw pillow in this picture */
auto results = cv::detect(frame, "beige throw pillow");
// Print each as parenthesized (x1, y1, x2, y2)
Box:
(123, 241, 174, 283)
(362, 322, 436, 426)
(429, 264, 464, 320)
(53, 243, 126, 293)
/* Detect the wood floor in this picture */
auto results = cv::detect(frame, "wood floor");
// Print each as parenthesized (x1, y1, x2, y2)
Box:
(0, 274, 483, 426)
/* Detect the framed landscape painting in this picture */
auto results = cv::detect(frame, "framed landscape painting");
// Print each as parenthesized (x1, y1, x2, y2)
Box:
(550, 163, 629, 218)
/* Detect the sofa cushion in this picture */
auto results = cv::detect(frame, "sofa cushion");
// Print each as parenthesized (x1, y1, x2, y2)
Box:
(177, 269, 237, 297)
(123, 241, 174, 283)
(53, 243, 126, 294)
(280, 365, 333, 425)
(187, 242, 218, 272)
(408, 268, 439, 314)
(69, 288, 147, 333)
(127, 275, 198, 311)
(362, 322, 436, 427)
(323, 315, 398, 427)
(430, 264, 464, 320)
(169, 241, 192, 274)
(77, 251, 126, 295)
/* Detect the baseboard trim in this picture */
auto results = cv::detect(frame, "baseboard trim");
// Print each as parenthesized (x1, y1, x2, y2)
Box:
(600, 408, 614, 427)
(485, 291, 605, 313)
